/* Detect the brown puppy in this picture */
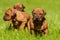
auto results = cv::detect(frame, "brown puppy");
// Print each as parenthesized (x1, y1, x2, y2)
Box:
(14, 3, 25, 12)
(14, 11, 31, 30)
(3, 8, 18, 31)
(4, 8, 14, 21)
(3, 8, 31, 31)
(28, 8, 48, 36)
(14, 3, 31, 30)
(3, 8, 15, 25)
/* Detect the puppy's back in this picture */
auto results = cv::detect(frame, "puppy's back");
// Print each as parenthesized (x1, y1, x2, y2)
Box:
(22, 12, 31, 20)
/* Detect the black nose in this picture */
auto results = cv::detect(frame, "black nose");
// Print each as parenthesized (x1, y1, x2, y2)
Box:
(3, 16, 8, 21)
(35, 16, 39, 21)
(36, 16, 39, 19)
(3, 16, 6, 21)
(36, 17, 39, 20)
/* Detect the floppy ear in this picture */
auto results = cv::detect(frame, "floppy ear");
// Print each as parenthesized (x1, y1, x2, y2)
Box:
(22, 4, 25, 9)
(42, 10, 46, 15)
(13, 5, 16, 9)
(13, 4, 16, 9)
(32, 10, 34, 16)
(32, 10, 34, 14)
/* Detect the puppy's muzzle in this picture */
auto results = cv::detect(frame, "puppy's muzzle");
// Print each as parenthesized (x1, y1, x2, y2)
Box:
(34, 16, 40, 22)
(3, 16, 10, 21)
(3, 16, 7, 21)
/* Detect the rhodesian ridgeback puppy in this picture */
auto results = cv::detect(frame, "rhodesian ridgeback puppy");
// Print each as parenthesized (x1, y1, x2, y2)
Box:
(28, 8, 48, 36)
(3, 8, 31, 31)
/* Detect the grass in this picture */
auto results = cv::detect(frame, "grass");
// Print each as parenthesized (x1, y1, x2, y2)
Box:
(0, 0, 60, 40)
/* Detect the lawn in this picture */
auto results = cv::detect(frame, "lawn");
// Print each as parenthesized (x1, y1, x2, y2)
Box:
(0, 0, 60, 40)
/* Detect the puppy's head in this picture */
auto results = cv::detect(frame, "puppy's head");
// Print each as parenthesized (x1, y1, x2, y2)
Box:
(3, 8, 15, 21)
(32, 8, 46, 22)
(14, 3, 25, 11)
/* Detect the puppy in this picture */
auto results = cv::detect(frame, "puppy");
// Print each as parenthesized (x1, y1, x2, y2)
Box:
(3, 8, 19, 31)
(14, 3, 25, 12)
(3, 8, 15, 24)
(28, 8, 48, 36)
(14, 11, 31, 30)
(14, 3, 32, 30)
(3, 8, 31, 31)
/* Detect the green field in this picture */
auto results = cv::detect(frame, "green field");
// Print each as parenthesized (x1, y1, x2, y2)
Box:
(0, 0, 60, 40)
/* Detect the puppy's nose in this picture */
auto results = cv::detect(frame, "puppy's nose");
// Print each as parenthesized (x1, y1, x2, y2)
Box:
(36, 17, 38, 20)
(3, 16, 8, 21)
(35, 16, 39, 21)
(3, 16, 6, 21)
(35, 16, 39, 19)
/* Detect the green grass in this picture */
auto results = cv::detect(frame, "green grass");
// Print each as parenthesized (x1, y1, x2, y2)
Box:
(0, 0, 60, 40)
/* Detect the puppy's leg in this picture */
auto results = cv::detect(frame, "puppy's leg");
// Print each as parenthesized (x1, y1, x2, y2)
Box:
(28, 18, 34, 34)
(41, 20, 48, 36)
(43, 28, 48, 36)
(8, 20, 12, 29)
(30, 29, 34, 34)
(27, 21, 30, 32)
(27, 18, 32, 32)
(20, 21, 26, 30)
(13, 24, 18, 32)
(28, 23, 34, 34)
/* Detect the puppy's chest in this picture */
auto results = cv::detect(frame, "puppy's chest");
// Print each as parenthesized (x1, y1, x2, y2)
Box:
(34, 22, 42, 30)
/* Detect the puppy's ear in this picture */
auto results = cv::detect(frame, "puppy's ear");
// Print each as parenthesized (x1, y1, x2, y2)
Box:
(22, 4, 25, 9)
(32, 10, 34, 15)
(42, 10, 46, 15)
(13, 6, 16, 9)
(13, 5, 16, 9)
(32, 10, 34, 13)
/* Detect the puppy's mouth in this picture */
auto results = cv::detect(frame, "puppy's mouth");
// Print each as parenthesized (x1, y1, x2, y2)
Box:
(33, 18, 40, 22)
(3, 16, 11, 21)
